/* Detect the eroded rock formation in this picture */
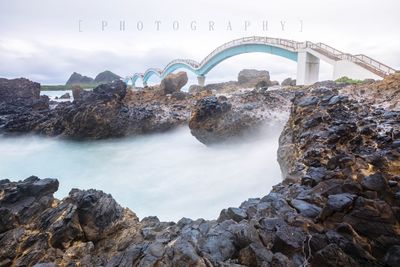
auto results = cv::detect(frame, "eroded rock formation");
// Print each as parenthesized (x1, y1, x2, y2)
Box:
(0, 77, 197, 139)
(189, 89, 294, 145)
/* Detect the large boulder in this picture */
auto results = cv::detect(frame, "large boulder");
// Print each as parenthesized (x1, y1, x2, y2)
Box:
(71, 85, 85, 100)
(66, 72, 94, 86)
(0, 78, 49, 116)
(0, 78, 40, 100)
(45, 81, 130, 139)
(238, 69, 271, 87)
(281, 78, 296, 86)
(189, 90, 291, 145)
(64, 188, 125, 241)
(0, 176, 59, 225)
(160, 71, 188, 94)
(0, 77, 194, 138)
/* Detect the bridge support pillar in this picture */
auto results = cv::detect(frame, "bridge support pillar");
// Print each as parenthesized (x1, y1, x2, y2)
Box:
(296, 52, 320, 85)
(197, 75, 206, 87)
(143, 81, 148, 87)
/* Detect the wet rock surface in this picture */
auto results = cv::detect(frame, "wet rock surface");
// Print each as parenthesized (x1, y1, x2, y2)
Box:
(0, 72, 290, 140)
(0, 77, 199, 139)
(1, 77, 399, 266)
(189, 89, 293, 145)
(0, 74, 400, 267)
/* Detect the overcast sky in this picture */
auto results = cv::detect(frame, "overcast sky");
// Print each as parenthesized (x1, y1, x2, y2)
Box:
(0, 0, 399, 85)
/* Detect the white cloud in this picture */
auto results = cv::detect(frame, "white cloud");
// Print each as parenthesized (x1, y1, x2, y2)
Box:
(0, 0, 399, 84)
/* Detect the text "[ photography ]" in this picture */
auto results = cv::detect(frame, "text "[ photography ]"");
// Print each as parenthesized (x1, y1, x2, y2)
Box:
(0, 0, 400, 266)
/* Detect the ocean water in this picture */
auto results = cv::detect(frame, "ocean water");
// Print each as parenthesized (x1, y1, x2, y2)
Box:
(42, 90, 73, 101)
(0, 90, 284, 221)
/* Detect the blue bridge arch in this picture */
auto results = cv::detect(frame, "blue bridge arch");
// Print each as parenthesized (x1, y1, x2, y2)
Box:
(126, 36, 395, 86)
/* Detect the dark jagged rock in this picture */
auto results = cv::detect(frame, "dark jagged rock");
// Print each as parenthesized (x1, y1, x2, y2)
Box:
(0, 79, 195, 139)
(189, 90, 292, 145)
(361, 172, 387, 191)
(1, 77, 400, 266)
(0, 78, 49, 117)
(0, 72, 293, 140)
(218, 207, 247, 222)
(0, 78, 40, 99)
(290, 199, 322, 218)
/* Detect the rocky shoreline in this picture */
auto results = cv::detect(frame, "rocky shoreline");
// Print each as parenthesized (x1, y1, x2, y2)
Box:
(1, 73, 400, 266)
(0, 70, 291, 142)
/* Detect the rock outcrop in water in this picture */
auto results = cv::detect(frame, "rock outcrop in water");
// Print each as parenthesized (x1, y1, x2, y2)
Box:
(0, 77, 196, 138)
(0, 78, 49, 115)
(0, 78, 49, 132)
(189, 89, 293, 144)
(2, 77, 399, 266)
(66, 70, 121, 87)
(0, 71, 290, 140)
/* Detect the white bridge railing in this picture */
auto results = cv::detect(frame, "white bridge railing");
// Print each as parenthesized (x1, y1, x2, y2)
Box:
(127, 36, 397, 81)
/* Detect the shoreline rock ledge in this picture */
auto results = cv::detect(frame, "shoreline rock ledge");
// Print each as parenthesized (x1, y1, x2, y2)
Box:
(1, 78, 400, 266)
(0, 76, 194, 139)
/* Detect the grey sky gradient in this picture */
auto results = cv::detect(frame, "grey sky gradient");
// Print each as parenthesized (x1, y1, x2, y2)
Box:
(0, 0, 399, 85)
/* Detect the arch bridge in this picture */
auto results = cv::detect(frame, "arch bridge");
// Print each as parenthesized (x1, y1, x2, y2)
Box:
(125, 36, 397, 87)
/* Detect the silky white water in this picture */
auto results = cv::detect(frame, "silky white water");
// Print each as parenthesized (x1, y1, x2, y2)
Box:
(0, 126, 283, 222)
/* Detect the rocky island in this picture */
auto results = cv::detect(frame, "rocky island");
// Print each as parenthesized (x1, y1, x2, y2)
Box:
(0, 71, 400, 266)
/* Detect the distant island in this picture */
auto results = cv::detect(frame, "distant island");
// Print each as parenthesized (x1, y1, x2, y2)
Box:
(41, 70, 121, 90)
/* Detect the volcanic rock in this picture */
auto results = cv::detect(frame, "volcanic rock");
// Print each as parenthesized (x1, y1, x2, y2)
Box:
(0, 78, 49, 118)
(1, 78, 400, 265)
(189, 90, 292, 145)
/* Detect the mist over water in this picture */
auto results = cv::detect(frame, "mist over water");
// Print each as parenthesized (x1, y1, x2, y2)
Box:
(0, 125, 284, 222)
